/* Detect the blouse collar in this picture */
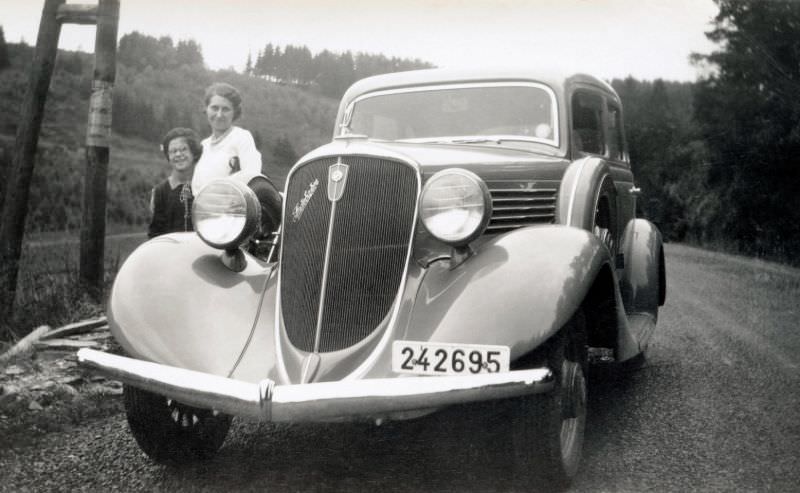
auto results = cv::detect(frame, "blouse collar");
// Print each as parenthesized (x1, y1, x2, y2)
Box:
(208, 126, 234, 146)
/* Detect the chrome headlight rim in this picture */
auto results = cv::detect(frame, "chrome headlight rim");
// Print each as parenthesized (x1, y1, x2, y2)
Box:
(420, 168, 492, 246)
(192, 178, 261, 250)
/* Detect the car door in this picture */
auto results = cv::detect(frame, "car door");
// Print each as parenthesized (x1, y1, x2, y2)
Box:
(570, 88, 632, 263)
(604, 97, 635, 263)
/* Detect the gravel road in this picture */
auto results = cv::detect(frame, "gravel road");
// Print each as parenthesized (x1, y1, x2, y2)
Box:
(1, 243, 798, 492)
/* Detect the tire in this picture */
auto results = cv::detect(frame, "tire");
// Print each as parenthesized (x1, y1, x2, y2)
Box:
(123, 385, 232, 465)
(512, 309, 588, 491)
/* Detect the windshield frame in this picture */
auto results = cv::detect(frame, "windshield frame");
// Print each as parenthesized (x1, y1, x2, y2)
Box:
(341, 81, 560, 148)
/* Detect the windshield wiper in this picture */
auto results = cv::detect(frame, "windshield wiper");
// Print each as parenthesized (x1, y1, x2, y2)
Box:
(396, 137, 503, 145)
(450, 137, 503, 144)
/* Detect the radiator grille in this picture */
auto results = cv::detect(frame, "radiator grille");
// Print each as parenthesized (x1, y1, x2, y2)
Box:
(280, 157, 417, 352)
(486, 185, 558, 233)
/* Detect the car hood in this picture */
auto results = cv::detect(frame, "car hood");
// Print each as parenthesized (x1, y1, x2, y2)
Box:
(298, 139, 570, 181)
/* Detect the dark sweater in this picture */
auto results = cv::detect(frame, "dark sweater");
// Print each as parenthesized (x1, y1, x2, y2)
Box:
(148, 180, 193, 238)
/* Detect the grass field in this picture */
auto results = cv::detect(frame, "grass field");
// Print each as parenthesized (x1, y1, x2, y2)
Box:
(2, 232, 148, 345)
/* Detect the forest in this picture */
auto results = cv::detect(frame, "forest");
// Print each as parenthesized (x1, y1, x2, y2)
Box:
(620, 0, 800, 262)
(1, 0, 799, 264)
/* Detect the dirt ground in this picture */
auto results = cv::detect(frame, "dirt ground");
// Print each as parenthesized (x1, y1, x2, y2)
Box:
(0, 323, 124, 448)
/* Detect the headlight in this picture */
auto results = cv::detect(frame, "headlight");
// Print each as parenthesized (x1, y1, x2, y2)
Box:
(192, 179, 261, 250)
(420, 169, 492, 245)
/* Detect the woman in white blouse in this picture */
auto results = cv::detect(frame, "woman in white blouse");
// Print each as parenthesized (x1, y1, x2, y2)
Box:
(191, 82, 263, 195)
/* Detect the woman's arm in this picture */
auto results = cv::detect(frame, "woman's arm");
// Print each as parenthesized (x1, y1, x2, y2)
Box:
(147, 186, 164, 238)
(234, 128, 262, 175)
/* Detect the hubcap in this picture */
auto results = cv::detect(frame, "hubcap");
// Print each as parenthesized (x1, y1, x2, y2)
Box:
(593, 224, 614, 253)
(167, 398, 201, 429)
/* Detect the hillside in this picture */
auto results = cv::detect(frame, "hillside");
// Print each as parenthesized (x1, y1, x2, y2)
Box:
(0, 42, 339, 234)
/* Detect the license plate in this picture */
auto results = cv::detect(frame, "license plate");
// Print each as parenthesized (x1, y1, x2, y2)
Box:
(392, 341, 510, 375)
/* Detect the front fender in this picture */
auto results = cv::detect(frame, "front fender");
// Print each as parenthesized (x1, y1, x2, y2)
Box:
(107, 233, 275, 376)
(404, 226, 611, 360)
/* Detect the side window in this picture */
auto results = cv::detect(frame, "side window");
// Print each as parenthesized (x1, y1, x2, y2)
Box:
(571, 92, 604, 155)
(606, 102, 625, 161)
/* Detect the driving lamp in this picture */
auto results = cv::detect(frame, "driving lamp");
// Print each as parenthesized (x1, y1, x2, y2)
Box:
(420, 169, 492, 246)
(192, 179, 261, 250)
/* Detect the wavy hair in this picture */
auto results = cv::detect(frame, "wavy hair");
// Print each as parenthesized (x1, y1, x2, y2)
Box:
(161, 127, 202, 162)
(204, 82, 243, 120)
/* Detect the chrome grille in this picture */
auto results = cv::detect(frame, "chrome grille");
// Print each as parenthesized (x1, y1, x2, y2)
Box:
(486, 184, 558, 233)
(280, 156, 417, 352)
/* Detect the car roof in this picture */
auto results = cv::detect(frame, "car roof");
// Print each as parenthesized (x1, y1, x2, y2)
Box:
(340, 67, 617, 105)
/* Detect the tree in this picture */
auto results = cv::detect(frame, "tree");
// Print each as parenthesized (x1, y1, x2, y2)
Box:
(57, 50, 84, 75)
(119, 31, 161, 70)
(175, 39, 204, 67)
(611, 77, 705, 241)
(0, 26, 9, 70)
(255, 43, 274, 78)
(245, 51, 253, 76)
(118, 32, 203, 70)
(157, 36, 176, 68)
(692, 0, 800, 258)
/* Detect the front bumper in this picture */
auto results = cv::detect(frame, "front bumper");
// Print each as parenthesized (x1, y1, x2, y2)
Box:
(77, 349, 554, 422)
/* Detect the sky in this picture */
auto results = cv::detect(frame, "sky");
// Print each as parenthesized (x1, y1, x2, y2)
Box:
(3, 0, 720, 82)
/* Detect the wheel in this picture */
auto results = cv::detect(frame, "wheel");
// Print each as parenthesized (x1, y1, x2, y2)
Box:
(123, 384, 232, 464)
(511, 309, 588, 491)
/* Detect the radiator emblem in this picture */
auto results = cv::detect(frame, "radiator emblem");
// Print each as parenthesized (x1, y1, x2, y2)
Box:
(292, 178, 319, 223)
(328, 159, 350, 202)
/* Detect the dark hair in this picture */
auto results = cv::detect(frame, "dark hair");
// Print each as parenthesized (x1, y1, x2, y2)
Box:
(161, 127, 202, 162)
(204, 82, 243, 120)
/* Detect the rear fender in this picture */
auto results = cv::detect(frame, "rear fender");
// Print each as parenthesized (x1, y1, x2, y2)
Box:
(404, 226, 611, 360)
(557, 156, 614, 231)
(620, 218, 665, 318)
(107, 233, 276, 376)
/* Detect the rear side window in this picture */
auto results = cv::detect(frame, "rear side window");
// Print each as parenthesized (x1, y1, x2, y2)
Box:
(571, 92, 604, 155)
(606, 102, 625, 161)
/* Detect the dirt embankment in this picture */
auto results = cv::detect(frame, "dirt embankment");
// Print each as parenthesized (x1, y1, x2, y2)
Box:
(0, 319, 123, 448)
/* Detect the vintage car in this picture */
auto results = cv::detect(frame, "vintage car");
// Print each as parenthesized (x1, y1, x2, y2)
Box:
(78, 68, 665, 488)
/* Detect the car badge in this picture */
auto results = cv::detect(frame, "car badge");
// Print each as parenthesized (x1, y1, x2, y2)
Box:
(328, 158, 350, 202)
(291, 178, 319, 223)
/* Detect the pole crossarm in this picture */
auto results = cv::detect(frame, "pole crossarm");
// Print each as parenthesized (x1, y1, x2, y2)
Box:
(56, 4, 98, 25)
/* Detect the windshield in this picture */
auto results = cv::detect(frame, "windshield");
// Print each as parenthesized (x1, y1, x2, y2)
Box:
(343, 82, 558, 147)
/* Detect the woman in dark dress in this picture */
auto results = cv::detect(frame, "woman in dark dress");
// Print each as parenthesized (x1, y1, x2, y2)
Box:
(148, 128, 202, 238)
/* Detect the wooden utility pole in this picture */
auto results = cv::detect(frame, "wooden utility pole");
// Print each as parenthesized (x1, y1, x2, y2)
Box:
(0, 0, 119, 320)
(79, 0, 119, 298)
(0, 0, 65, 320)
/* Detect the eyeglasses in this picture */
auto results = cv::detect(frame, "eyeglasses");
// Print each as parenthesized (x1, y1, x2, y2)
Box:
(168, 146, 191, 156)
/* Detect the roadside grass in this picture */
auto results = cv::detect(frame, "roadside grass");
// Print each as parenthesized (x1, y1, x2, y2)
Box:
(679, 236, 799, 269)
(0, 233, 143, 445)
(665, 242, 800, 337)
(0, 232, 147, 345)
